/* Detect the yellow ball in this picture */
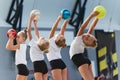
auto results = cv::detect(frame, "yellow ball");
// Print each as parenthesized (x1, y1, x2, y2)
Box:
(93, 5, 106, 19)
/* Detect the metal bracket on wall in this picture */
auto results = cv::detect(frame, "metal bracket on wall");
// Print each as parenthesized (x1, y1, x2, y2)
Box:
(6, 0, 24, 31)
(69, 0, 87, 36)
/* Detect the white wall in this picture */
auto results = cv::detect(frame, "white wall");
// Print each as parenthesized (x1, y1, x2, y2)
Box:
(0, 0, 12, 27)
(22, 0, 75, 28)
(0, 27, 16, 80)
(1, 0, 120, 30)
(84, 0, 120, 31)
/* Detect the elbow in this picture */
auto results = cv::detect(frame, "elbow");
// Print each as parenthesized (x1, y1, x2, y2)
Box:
(6, 45, 11, 50)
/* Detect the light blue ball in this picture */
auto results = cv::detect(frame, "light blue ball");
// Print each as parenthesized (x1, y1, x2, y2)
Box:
(61, 9, 70, 19)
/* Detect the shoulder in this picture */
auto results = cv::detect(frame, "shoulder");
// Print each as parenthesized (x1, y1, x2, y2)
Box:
(19, 44, 27, 48)
(74, 35, 83, 42)
(29, 39, 37, 46)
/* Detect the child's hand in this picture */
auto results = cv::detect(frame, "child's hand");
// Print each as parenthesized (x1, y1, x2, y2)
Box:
(30, 13, 36, 21)
(57, 14, 62, 21)
(9, 33, 15, 39)
(33, 20, 37, 25)
(65, 18, 70, 22)
(91, 11, 99, 17)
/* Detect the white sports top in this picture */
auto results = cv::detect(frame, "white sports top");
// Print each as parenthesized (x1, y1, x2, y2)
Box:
(29, 39, 44, 62)
(69, 36, 86, 59)
(47, 37, 62, 61)
(15, 44, 27, 65)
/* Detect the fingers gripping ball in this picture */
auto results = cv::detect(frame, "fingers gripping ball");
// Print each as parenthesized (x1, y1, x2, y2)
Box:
(61, 9, 70, 19)
(93, 5, 106, 19)
(30, 9, 40, 20)
(7, 29, 17, 38)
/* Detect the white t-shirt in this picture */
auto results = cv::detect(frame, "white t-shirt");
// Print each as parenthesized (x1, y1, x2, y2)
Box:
(69, 36, 86, 59)
(29, 39, 44, 62)
(15, 44, 27, 65)
(47, 37, 62, 61)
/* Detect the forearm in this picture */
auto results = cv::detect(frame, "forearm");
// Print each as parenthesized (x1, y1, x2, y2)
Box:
(6, 39, 14, 50)
(49, 16, 61, 38)
(77, 14, 94, 36)
(28, 18, 32, 29)
(33, 21, 40, 40)
(27, 19, 32, 40)
(60, 20, 69, 35)
(52, 17, 61, 32)
(87, 18, 98, 34)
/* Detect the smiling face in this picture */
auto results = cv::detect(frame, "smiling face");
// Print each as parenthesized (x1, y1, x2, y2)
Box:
(82, 34, 98, 48)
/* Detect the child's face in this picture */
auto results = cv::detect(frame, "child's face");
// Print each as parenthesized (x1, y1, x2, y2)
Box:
(16, 32, 25, 44)
(82, 34, 96, 47)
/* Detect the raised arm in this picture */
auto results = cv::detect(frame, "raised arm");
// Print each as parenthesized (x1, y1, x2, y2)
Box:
(48, 15, 62, 39)
(27, 14, 35, 41)
(60, 19, 69, 35)
(6, 34, 20, 50)
(87, 18, 99, 34)
(76, 11, 99, 36)
(33, 20, 40, 40)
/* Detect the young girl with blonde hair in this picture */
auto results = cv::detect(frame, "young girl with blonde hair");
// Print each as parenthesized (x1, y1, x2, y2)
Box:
(27, 13, 49, 80)
(47, 14, 69, 80)
(69, 11, 99, 80)
(6, 29, 29, 80)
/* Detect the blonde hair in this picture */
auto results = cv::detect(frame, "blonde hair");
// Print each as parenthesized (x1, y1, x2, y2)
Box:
(38, 39, 49, 53)
(18, 29, 27, 41)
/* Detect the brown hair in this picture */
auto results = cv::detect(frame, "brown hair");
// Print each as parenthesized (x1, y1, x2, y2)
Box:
(90, 39, 98, 48)
(55, 37, 67, 48)
(38, 40, 49, 53)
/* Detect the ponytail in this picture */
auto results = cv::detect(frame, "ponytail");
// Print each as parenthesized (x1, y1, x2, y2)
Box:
(19, 29, 27, 41)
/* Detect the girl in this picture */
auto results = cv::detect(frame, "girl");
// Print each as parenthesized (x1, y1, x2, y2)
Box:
(47, 14, 69, 80)
(27, 13, 49, 80)
(69, 11, 99, 80)
(6, 29, 29, 80)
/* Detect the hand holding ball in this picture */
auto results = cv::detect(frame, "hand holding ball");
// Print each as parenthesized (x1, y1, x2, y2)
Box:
(7, 29, 17, 38)
(61, 9, 70, 20)
(93, 5, 106, 19)
(30, 9, 40, 21)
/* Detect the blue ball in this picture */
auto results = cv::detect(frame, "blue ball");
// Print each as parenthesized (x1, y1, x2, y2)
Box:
(61, 9, 70, 19)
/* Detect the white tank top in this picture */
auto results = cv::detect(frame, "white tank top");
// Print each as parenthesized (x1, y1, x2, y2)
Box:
(15, 44, 27, 65)
(47, 37, 62, 61)
(69, 36, 85, 59)
(29, 39, 44, 62)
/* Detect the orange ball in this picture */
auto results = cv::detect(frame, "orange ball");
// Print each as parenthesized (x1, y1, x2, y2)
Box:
(7, 29, 17, 38)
